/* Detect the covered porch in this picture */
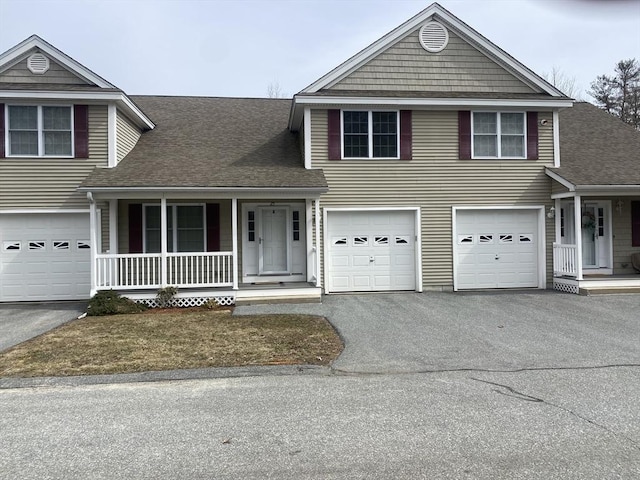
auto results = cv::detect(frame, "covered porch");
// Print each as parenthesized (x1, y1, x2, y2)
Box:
(549, 188, 640, 294)
(85, 191, 325, 305)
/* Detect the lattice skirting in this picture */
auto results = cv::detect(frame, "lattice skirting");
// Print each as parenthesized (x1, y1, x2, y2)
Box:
(136, 295, 235, 308)
(553, 279, 579, 295)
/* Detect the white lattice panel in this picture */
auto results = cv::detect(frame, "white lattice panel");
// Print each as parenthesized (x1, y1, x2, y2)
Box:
(553, 280, 579, 294)
(135, 295, 235, 308)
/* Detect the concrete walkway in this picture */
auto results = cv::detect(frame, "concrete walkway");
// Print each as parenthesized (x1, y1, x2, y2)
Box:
(235, 291, 640, 373)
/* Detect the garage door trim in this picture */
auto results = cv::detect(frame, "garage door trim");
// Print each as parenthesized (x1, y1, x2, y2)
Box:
(323, 207, 422, 294)
(452, 206, 546, 291)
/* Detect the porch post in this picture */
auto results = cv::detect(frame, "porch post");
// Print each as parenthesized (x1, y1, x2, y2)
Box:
(109, 200, 118, 254)
(574, 194, 583, 280)
(232, 198, 239, 290)
(314, 199, 321, 288)
(88, 194, 98, 297)
(160, 196, 168, 287)
(554, 198, 561, 244)
(305, 199, 314, 283)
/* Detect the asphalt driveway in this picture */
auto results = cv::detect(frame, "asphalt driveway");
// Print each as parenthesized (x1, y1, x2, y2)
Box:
(235, 291, 640, 373)
(0, 302, 87, 352)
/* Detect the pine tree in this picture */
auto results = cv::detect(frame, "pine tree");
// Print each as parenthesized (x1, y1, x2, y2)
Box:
(589, 59, 640, 129)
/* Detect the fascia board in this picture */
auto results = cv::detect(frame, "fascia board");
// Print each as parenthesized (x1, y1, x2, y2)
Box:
(0, 90, 155, 129)
(300, 4, 565, 97)
(0, 35, 115, 88)
(79, 186, 329, 200)
(294, 96, 573, 108)
(545, 169, 575, 191)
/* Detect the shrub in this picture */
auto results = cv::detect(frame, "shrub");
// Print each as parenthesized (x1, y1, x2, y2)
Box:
(156, 286, 178, 308)
(87, 290, 148, 316)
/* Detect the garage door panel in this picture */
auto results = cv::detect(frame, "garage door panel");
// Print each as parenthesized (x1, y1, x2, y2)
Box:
(327, 211, 417, 293)
(455, 209, 540, 290)
(0, 214, 91, 301)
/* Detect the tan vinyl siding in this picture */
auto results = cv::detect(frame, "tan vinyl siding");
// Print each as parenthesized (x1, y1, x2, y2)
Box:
(99, 201, 110, 253)
(311, 109, 555, 288)
(116, 110, 142, 163)
(330, 30, 539, 94)
(0, 56, 90, 85)
(611, 196, 640, 274)
(0, 105, 108, 209)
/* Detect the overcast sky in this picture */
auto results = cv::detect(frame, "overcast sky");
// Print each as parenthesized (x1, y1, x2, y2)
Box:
(1, 0, 638, 100)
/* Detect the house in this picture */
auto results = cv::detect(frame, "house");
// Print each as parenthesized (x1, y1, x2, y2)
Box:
(1, 3, 638, 305)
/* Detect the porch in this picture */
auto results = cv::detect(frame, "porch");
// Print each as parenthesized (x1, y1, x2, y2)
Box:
(86, 193, 324, 305)
(550, 193, 640, 294)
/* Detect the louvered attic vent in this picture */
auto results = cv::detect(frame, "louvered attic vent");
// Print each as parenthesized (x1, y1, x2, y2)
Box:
(419, 21, 449, 53)
(27, 52, 50, 74)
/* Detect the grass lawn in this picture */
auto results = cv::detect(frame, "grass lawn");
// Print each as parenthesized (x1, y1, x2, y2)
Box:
(0, 309, 343, 378)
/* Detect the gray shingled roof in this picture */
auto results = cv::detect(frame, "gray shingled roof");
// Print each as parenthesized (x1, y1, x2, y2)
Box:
(550, 102, 640, 186)
(81, 96, 327, 190)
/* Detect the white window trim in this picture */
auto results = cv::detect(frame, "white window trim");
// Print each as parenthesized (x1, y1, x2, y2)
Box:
(5, 104, 75, 158)
(142, 203, 206, 253)
(341, 109, 400, 160)
(471, 111, 527, 160)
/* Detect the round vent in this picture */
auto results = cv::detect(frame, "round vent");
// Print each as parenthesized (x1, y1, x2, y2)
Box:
(27, 52, 50, 74)
(419, 21, 449, 53)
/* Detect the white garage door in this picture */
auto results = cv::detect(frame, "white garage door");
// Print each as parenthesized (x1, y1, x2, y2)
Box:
(327, 210, 417, 292)
(0, 213, 91, 301)
(455, 209, 540, 290)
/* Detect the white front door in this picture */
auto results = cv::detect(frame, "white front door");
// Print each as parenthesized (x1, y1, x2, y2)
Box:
(259, 207, 289, 274)
(582, 202, 610, 269)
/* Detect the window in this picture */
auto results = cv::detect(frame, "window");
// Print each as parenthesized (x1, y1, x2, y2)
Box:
(343, 111, 398, 158)
(144, 205, 205, 253)
(472, 112, 525, 158)
(7, 105, 73, 156)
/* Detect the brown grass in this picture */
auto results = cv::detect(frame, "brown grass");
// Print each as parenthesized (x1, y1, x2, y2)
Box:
(0, 309, 343, 378)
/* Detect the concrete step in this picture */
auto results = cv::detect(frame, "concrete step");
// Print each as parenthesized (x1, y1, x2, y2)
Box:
(580, 286, 640, 295)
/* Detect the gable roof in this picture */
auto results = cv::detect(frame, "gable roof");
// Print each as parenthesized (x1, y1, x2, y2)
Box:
(547, 102, 640, 189)
(80, 96, 327, 192)
(300, 3, 564, 97)
(0, 35, 155, 130)
(0, 35, 115, 88)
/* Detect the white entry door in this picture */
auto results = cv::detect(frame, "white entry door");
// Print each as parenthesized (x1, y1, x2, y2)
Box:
(259, 207, 289, 274)
(582, 203, 610, 268)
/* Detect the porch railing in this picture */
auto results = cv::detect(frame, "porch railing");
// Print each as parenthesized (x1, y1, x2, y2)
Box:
(553, 243, 578, 278)
(95, 252, 234, 290)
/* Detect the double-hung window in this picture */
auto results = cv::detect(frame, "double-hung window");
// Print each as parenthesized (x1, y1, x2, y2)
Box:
(7, 105, 73, 156)
(472, 112, 525, 158)
(144, 205, 205, 253)
(343, 110, 399, 158)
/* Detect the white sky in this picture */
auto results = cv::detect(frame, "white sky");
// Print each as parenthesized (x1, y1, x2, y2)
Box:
(0, 0, 639, 100)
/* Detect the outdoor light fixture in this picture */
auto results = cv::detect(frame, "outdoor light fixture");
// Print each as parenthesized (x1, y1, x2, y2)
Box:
(547, 206, 555, 219)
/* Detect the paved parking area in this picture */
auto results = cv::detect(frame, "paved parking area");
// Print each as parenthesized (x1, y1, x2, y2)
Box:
(0, 302, 87, 352)
(235, 291, 640, 373)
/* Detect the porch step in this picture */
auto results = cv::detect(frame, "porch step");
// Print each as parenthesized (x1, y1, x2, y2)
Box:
(234, 287, 322, 306)
(580, 286, 640, 296)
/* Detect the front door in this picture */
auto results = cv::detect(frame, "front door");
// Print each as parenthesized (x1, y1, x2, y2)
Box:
(582, 202, 610, 269)
(259, 207, 289, 274)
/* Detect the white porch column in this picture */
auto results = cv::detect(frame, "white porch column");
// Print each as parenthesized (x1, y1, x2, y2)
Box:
(554, 198, 562, 245)
(88, 194, 98, 297)
(574, 194, 583, 280)
(160, 196, 168, 287)
(305, 199, 314, 283)
(109, 200, 118, 254)
(314, 199, 321, 288)
(232, 198, 239, 290)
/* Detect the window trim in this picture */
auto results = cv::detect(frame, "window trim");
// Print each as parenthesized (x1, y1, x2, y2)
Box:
(142, 203, 206, 253)
(5, 104, 74, 158)
(471, 111, 527, 159)
(341, 109, 400, 160)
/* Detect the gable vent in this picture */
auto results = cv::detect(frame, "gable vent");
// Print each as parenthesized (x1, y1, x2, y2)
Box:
(27, 52, 50, 74)
(419, 21, 449, 53)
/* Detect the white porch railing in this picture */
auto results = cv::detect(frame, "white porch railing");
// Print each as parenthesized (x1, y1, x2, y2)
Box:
(553, 243, 578, 277)
(95, 252, 234, 290)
